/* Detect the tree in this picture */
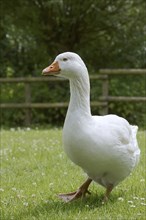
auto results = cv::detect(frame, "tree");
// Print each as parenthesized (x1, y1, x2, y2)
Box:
(0, 0, 145, 77)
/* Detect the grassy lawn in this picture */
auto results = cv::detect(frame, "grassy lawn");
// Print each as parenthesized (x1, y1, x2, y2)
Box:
(0, 128, 145, 220)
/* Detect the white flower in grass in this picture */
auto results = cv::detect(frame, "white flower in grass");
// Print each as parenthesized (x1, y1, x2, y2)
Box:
(31, 194, 36, 198)
(128, 200, 133, 204)
(118, 197, 124, 201)
(12, 187, 17, 191)
(0, 188, 4, 192)
(130, 205, 136, 208)
(141, 203, 146, 206)
(44, 200, 49, 204)
(140, 198, 145, 201)
(140, 178, 145, 182)
(26, 127, 31, 131)
(49, 183, 53, 187)
(32, 182, 37, 186)
(23, 202, 28, 206)
(17, 194, 21, 199)
(133, 196, 139, 200)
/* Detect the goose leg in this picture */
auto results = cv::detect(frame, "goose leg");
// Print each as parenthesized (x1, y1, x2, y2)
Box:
(58, 178, 92, 202)
(102, 184, 113, 203)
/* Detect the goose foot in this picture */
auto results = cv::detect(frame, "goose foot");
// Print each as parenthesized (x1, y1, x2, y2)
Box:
(58, 178, 92, 202)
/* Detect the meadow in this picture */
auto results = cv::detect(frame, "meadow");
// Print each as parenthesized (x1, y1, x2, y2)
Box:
(0, 128, 145, 220)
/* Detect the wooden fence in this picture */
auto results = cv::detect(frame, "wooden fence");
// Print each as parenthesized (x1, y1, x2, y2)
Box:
(0, 69, 146, 126)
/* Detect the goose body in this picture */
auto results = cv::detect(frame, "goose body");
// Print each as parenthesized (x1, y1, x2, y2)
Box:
(42, 52, 140, 202)
(64, 113, 139, 188)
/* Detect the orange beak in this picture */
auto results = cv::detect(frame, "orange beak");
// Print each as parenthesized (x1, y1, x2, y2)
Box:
(42, 61, 60, 76)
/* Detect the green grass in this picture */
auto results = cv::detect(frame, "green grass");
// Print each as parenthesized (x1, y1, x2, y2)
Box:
(0, 128, 145, 220)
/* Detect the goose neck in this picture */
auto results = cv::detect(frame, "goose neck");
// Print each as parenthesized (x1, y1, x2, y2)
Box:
(68, 76, 91, 115)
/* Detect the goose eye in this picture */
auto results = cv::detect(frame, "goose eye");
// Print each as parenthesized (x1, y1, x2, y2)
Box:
(63, 58, 68, 61)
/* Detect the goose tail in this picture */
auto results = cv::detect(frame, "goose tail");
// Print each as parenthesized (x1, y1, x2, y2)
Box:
(131, 125, 140, 165)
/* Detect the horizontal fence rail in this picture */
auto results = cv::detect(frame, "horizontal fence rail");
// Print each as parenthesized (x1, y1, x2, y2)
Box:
(0, 69, 146, 125)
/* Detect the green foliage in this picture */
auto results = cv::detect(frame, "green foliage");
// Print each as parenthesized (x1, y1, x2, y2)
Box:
(0, 0, 145, 77)
(0, 0, 145, 127)
(108, 75, 146, 127)
(0, 129, 145, 220)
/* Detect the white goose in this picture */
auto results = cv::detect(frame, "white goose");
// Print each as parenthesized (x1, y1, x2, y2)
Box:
(42, 52, 140, 203)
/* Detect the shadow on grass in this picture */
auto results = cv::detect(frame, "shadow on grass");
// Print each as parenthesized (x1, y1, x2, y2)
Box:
(14, 193, 120, 219)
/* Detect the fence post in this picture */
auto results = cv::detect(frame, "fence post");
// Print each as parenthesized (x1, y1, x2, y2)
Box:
(25, 82, 31, 126)
(100, 74, 109, 115)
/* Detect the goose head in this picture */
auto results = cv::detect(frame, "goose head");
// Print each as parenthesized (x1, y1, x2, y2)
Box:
(42, 52, 88, 80)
